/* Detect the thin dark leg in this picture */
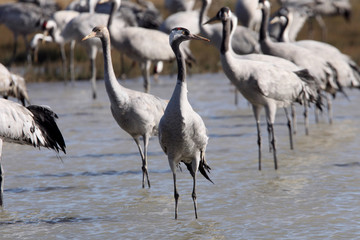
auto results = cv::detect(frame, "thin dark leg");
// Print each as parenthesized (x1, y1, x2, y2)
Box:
(267, 123, 272, 153)
(134, 138, 146, 188)
(142, 136, 150, 188)
(327, 94, 333, 124)
(304, 102, 309, 135)
(284, 108, 294, 150)
(268, 123, 278, 170)
(291, 104, 297, 135)
(173, 173, 179, 220)
(192, 174, 198, 219)
(141, 61, 151, 93)
(256, 121, 262, 171)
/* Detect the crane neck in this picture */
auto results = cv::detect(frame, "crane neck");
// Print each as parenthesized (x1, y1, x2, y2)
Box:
(259, 3, 270, 41)
(199, 0, 211, 34)
(221, 17, 232, 54)
(100, 31, 120, 91)
(171, 41, 186, 83)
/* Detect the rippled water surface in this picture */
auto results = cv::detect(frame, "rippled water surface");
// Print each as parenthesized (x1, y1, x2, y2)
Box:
(1, 73, 359, 239)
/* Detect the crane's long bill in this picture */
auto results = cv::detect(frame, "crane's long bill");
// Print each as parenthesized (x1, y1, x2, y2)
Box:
(190, 34, 210, 42)
(203, 15, 219, 25)
(82, 32, 96, 41)
(270, 16, 281, 24)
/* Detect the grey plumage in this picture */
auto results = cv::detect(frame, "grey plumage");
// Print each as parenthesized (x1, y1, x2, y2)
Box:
(0, 99, 66, 206)
(206, 7, 320, 170)
(158, 27, 212, 220)
(82, 25, 168, 189)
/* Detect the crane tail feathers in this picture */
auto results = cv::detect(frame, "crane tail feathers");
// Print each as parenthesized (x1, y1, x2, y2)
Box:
(199, 151, 214, 184)
(27, 105, 66, 154)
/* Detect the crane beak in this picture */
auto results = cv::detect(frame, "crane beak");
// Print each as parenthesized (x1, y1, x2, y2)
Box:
(270, 16, 281, 24)
(82, 32, 96, 41)
(189, 34, 210, 42)
(203, 15, 219, 25)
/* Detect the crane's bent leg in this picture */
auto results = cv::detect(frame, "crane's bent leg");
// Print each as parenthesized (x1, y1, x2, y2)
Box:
(0, 139, 3, 207)
(134, 138, 147, 188)
(284, 108, 294, 150)
(142, 135, 151, 188)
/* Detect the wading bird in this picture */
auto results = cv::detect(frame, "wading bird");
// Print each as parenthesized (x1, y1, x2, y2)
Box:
(0, 99, 66, 206)
(259, 0, 339, 124)
(82, 26, 168, 188)
(205, 7, 320, 170)
(158, 27, 213, 219)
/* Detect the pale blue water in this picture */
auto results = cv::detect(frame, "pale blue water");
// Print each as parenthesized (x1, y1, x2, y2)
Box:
(0, 73, 359, 239)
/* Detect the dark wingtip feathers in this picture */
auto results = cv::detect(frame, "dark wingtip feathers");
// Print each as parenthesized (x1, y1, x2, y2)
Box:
(27, 105, 66, 154)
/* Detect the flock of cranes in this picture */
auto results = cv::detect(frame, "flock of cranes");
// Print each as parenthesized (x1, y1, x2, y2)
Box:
(0, 0, 359, 219)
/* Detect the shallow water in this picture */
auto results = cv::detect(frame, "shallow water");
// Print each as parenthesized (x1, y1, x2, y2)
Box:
(0, 73, 359, 239)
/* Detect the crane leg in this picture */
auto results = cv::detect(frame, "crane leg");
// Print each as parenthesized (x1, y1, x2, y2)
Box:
(142, 135, 150, 188)
(304, 101, 309, 135)
(253, 106, 262, 170)
(268, 123, 278, 170)
(173, 172, 179, 220)
(141, 61, 151, 93)
(326, 94, 333, 124)
(284, 108, 294, 150)
(192, 173, 198, 219)
(256, 121, 262, 171)
(134, 138, 150, 188)
(0, 139, 3, 207)
(291, 104, 297, 135)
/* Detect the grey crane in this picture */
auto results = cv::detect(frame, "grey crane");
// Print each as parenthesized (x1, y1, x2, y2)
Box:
(158, 27, 213, 219)
(272, 7, 360, 90)
(0, 99, 66, 206)
(29, 33, 53, 64)
(279, 0, 351, 40)
(40, 10, 80, 83)
(259, 0, 340, 124)
(220, 10, 316, 139)
(0, 63, 30, 106)
(235, 0, 262, 31)
(205, 7, 320, 170)
(199, 0, 260, 54)
(82, 26, 168, 188)
(49, 0, 121, 99)
(0, 2, 47, 66)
